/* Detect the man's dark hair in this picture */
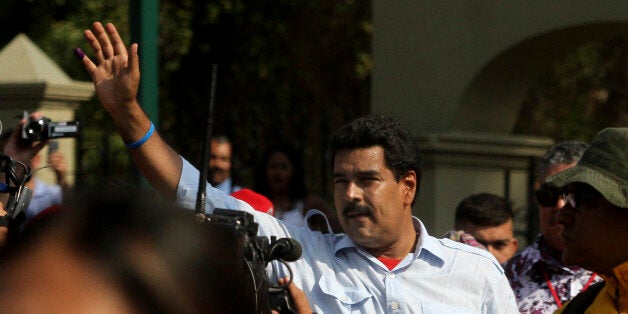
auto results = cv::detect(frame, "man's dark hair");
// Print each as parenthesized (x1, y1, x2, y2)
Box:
(211, 134, 232, 146)
(454, 193, 514, 229)
(328, 115, 422, 204)
(539, 141, 589, 177)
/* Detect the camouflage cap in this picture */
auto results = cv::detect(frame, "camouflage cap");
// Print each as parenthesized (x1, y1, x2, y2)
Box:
(546, 127, 627, 208)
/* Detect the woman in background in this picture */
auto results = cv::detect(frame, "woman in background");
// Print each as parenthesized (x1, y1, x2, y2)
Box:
(255, 144, 341, 233)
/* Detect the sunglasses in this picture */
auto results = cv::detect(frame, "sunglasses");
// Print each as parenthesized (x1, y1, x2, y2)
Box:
(562, 184, 602, 208)
(534, 186, 562, 207)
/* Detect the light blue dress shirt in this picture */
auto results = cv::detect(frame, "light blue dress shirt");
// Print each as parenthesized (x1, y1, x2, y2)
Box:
(214, 177, 241, 194)
(25, 177, 62, 221)
(177, 157, 519, 313)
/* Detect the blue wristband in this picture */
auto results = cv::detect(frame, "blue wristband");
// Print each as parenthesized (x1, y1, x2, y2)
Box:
(125, 121, 155, 149)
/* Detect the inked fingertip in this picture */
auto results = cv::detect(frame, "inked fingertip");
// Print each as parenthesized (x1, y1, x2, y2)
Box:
(73, 47, 85, 60)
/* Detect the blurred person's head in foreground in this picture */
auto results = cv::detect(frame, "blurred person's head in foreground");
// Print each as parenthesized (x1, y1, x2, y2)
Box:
(0, 185, 257, 313)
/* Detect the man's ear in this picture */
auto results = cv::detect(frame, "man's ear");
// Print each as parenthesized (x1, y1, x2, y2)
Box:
(402, 170, 417, 205)
(533, 180, 541, 191)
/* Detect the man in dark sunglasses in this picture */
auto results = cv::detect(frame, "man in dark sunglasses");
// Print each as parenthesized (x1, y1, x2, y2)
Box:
(504, 141, 602, 314)
(548, 127, 627, 314)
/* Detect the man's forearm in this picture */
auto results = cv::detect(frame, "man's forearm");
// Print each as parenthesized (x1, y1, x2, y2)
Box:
(110, 100, 183, 200)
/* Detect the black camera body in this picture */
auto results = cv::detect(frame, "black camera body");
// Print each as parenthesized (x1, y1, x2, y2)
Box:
(196, 208, 299, 314)
(22, 117, 79, 142)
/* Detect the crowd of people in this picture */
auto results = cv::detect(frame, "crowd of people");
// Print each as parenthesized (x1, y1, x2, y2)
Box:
(0, 21, 625, 313)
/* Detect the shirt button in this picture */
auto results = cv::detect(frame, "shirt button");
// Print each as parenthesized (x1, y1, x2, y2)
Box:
(340, 296, 348, 303)
(389, 273, 396, 278)
(391, 302, 399, 310)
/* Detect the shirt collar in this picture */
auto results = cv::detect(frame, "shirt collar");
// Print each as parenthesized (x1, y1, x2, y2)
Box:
(333, 217, 445, 264)
(414, 217, 445, 265)
(512, 235, 544, 276)
(599, 260, 628, 311)
(613, 260, 628, 288)
(516, 234, 584, 276)
(215, 177, 233, 193)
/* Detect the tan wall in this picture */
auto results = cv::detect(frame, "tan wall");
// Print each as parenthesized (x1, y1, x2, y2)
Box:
(373, 1, 628, 134)
(414, 133, 551, 245)
(372, 1, 628, 243)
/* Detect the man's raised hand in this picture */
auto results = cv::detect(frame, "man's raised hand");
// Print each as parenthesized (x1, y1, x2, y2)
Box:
(75, 22, 140, 114)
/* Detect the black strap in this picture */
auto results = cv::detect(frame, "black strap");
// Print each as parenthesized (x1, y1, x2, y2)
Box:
(561, 281, 606, 314)
(0, 215, 7, 227)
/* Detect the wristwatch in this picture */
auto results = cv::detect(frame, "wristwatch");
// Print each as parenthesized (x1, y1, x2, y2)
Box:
(0, 214, 8, 228)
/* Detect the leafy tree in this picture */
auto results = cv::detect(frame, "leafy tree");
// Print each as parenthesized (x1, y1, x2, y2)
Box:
(0, 0, 131, 186)
(163, 1, 371, 198)
(515, 39, 628, 142)
(0, 0, 372, 199)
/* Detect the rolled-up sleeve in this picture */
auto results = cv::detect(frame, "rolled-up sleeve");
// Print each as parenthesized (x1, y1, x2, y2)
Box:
(176, 157, 242, 212)
(175, 156, 295, 238)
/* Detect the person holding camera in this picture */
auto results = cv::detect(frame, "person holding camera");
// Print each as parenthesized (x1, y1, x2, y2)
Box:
(76, 22, 517, 313)
(1, 133, 70, 230)
(0, 113, 50, 244)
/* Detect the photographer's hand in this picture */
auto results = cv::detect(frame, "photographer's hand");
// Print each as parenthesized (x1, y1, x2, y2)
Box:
(274, 277, 314, 314)
(0, 203, 8, 247)
(2, 113, 48, 166)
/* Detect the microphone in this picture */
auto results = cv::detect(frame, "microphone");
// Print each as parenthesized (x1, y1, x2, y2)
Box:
(267, 238, 302, 262)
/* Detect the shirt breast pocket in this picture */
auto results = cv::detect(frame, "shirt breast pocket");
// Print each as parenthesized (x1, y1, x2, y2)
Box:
(421, 301, 479, 314)
(317, 273, 372, 311)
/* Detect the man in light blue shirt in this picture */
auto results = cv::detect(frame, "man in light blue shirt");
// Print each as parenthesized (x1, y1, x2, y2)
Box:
(208, 135, 242, 194)
(77, 21, 519, 313)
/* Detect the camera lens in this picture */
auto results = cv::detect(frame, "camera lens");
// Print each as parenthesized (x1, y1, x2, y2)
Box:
(24, 119, 46, 141)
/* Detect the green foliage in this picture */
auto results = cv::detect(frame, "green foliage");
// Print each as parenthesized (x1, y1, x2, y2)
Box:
(515, 39, 628, 142)
(0, 0, 131, 187)
(0, 0, 371, 198)
(159, 0, 372, 197)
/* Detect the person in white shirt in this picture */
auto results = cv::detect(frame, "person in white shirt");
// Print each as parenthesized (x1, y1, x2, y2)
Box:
(207, 135, 242, 194)
(75, 21, 519, 313)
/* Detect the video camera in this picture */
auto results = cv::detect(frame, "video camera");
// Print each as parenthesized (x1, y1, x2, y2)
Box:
(21, 111, 79, 142)
(0, 120, 33, 223)
(196, 208, 302, 314)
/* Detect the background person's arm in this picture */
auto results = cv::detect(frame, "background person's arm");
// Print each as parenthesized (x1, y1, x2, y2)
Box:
(48, 151, 71, 201)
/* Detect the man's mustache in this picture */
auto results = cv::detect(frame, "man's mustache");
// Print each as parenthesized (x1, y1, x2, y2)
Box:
(343, 203, 373, 217)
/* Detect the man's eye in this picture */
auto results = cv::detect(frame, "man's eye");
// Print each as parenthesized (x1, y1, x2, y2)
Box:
(360, 177, 377, 184)
(491, 241, 509, 250)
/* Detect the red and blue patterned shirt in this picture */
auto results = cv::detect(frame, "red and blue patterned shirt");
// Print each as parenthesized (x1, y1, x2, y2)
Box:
(503, 235, 601, 314)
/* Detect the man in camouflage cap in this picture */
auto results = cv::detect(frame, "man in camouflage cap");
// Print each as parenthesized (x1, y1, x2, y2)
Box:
(549, 127, 627, 314)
